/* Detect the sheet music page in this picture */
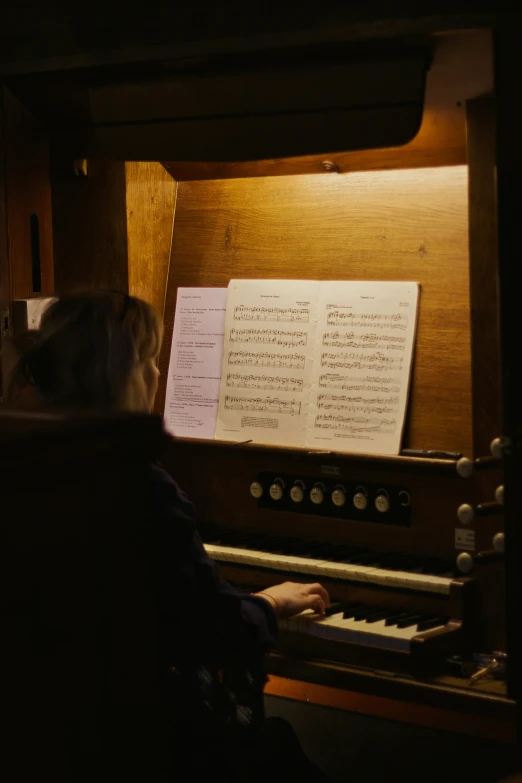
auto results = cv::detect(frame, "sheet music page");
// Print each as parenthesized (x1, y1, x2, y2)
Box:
(306, 281, 419, 455)
(214, 279, 318, 446)
(164, 287, 227, 438)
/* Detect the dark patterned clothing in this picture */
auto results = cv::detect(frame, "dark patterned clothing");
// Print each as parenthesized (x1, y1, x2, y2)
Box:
(148, 464, 329, 782)
(148, 465, 275, 761)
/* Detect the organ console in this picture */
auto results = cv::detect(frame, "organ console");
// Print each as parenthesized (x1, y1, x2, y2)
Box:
(0, 4, 521, 770)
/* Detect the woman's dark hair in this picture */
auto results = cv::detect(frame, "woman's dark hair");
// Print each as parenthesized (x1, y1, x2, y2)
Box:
(6, 290, 163, 411)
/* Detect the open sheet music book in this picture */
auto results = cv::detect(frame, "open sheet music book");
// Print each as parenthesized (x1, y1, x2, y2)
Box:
(214, 279, 419, 455)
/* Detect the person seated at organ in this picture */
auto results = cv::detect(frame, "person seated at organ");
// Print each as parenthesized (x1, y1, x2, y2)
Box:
(6, 289, 331, 782)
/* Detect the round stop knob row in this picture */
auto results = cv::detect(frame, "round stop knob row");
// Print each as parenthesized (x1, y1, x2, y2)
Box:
(250, 480, 409, 513)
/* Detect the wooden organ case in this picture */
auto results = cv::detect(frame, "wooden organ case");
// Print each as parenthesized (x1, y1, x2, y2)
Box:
(155, 29, 513, 743)
(1, 9, 521, 766)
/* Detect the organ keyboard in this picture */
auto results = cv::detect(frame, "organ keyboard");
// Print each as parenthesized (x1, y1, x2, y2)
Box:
(281, 603, 458, 654)
(207, 530, 471, 673)
(235, 581, 462, 658)
(203, 532, 462, 595)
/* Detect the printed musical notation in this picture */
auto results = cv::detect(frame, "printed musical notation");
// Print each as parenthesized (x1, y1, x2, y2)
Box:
(320, 352, 404, 371)
(225, 395, 302, 416)
(322, 331, 406, 351)
(230, 328, 307, 347)
(234, 305, 309, 323)
(315, 414, 397, 433)
(227, 351, 306, 369)
(326, 311, 408, 330)
(318, 374, 401, 393)
(226, 373, 304, 392)
(317, 393, 399, 415)
(215, 278, 418, 455)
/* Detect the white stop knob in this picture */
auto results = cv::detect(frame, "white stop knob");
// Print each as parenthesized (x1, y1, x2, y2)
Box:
(269, 483, 284, 501)
(331, 488, 346, 507)
(495, 486, 504, 505)
(290, 484, 305, 503)
(457, 504, 474, 525)
(493, 532, 505, 553)
(456, 552, 474, 574)
(490, 438, 503, 459)
(353, 491, 368, 510)
(250, 481, 263, 499)
(310, 486, 324, 505)
(456, 457, 474, 478)
(375, 492, 390, 513)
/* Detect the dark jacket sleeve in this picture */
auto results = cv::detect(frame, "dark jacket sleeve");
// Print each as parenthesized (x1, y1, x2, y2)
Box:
(148, 463, 278, 668)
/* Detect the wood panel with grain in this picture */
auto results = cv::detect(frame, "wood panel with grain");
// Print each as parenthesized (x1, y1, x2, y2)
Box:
(264, 676, 515, 743)
(125, 162, 176, 317)
(51, 157, 128, 294)
(467, 95, 501, 458)
(158, 165, 472, 455)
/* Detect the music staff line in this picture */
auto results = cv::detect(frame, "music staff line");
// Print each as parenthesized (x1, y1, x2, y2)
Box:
(321, 352, 404, 371)
(317, 404, 398, 415)
(319, 379, 400, 393)
(322, 331, 406, 350)
(226, 373, 303, 392)
(318, 393, 399, 405)
(315, 414, 397, 434)
(234, 306, 310, 323)
(224, 395, 302, 416)
(228, 351, 306, 370)
(326, 320, 407, 331)
(326, 311, 407, 323)
(319, 374, 400, 386)
(230, 328, 307, 347)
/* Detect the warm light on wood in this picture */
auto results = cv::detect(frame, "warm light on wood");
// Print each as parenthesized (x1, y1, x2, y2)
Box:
(159, 165, 471, 455)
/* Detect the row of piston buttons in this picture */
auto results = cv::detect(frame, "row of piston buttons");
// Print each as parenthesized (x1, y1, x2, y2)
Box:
(250, 479, 410, 512)
(457, 485, 505, 556)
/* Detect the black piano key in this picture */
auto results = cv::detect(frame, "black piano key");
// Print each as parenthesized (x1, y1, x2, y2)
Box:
(396, 614, 423, 628)
(288, 540, 321, 555)
(352, 604, 384, 620)
(342, 603, 366, 619)
(416, 617, 448, 632)
(324, 602, 346, 617)
(260, 538, 294, 552)
(257, 536, 294, 550)
(381, 554, 423, 571)
(309, 544, 342, 559)
(345, 551, 378, 565)
(374, 552, 400, 566)
(422, 560, 449, 575)
(417, 558, 446, 574)
(335, 547, 369, 562)
(316, 545, 348, 561)
(384, 612, 413, 626)
(269, 539, 299, 554)
(400, 556, 428, 570)
(365, 609, 395, 623)
(307, 545, 336, 559)
(221, 532, 259, 546)
(325, 544, 354, 558)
